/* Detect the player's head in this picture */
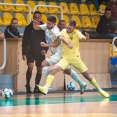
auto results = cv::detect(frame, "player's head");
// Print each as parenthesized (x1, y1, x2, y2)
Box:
(104, 8, 111, 19)
(11, 18, 18, 30)
(47, 16, 56, 29)
(66, 20, 76, 33)
(58, 20, 66, 31)
(33, 11, 42, 23)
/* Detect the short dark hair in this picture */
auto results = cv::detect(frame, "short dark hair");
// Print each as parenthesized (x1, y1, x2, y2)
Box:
(33, 11, 42, 17)
(105, 8, 111, 12)
(58, 20, 65, 23)
(11, 18, 18, 23)
(47, 16, 56, 23)
(68, 20, 76, 27)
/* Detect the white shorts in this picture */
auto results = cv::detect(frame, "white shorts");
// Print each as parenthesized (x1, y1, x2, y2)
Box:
(46, 53, 62, 66)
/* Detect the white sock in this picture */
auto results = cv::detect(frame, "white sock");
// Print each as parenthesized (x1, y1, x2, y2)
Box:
(42, 66, 50, 79)
(70, 70, 84, 86)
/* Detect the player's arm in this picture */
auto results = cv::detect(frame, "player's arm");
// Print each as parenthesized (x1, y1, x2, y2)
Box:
(57, 36, 73, 49)
(40, 40, 61, 47)
(82, 32, 90, 41)
(33, 20, 47, 30)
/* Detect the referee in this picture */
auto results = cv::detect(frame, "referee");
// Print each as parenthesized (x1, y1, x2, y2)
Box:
(22, 11, 48, 93)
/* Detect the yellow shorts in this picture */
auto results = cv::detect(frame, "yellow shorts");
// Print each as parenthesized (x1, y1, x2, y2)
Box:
(56, 56, 88, 73)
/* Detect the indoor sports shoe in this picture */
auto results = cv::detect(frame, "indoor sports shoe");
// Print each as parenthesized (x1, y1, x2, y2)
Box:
(99, 90, 109, 98)
(36, 85, 48, 95)
(25, 85, 32, 93)
(34, 85, 41, 93)
(48, 86, 52, 90)
(80, 82, 87, 94)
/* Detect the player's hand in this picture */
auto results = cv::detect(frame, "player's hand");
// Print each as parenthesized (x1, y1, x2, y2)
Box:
(22, 55, 26, 60)
(85, 32, 90, 41)
(33, 25, 40, 30)
(68, 44, 73, 49)
(33, 20, 40, 30)
(33, 20, 39, 25)
(40, 42, 46, 47)
(41, 50, 46, 55)
(0, 31, 5, 40)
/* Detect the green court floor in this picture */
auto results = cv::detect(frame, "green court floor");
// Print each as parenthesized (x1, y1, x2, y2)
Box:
(0, 94, 117, 107)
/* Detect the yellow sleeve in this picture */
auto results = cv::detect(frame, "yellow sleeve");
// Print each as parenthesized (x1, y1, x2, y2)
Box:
(59, 29, 66, 37)
(77, 30, 85, 40)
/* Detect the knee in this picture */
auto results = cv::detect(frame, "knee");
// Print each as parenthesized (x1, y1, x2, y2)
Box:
(64, 69, 71, 75)
(41, 62, 45, 67)
(41, 60, 49, 67)
(50, 68, 57, 75)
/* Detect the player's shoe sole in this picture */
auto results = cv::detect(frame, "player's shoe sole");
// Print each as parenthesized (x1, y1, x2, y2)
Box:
(36, 85, 48, 95)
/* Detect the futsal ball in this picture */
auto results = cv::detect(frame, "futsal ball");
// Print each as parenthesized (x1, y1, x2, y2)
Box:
(67, 82, 75, 91)
(2, 88, 13, 99)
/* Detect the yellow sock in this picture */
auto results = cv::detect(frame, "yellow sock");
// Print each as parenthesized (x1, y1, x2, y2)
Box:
(45, 75, 54, 87)
(90, 78, 109, 98)
(90, 78, 101, 91)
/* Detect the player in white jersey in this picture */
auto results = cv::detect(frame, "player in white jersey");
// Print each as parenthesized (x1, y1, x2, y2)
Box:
(33, 16, 87, 94)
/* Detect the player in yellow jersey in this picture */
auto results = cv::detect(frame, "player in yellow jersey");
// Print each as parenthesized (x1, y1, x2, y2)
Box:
(37, 20, 109, 98)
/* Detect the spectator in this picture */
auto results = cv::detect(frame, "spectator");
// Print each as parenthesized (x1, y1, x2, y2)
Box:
(58, 20, 66, 31)
(0, 31, 4, 40)
(81, 0, 107, 13)
(22, 11, 48, 93)
(93, 0, 106, 13)
(96, 8, 117, 39)
(106, 0, 117, 21)
(4, 18, 21, 38)
(106, 0, 117, 32)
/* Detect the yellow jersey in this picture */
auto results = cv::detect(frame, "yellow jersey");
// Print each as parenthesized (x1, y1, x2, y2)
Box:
(59, 29, 84, 58)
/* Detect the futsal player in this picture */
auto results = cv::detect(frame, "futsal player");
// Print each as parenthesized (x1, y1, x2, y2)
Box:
(33, 16, 87, 94)
(37, 20, 109, 98)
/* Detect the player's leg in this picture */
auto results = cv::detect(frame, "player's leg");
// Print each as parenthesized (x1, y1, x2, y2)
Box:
(34, 56, 45, 93)
(82, 71, 109, 98)
(41, 54, 62, 89)
(41, 58, 54, 80)
(71, 57, 109, 98)
(37, 65, 62, 95)
(37, 58, 69, 95)
(42, 54, 62, 79)
(64, 67, 87, 94)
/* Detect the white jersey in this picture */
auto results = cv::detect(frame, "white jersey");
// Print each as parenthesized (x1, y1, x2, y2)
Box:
(40, 24, 62, 55)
